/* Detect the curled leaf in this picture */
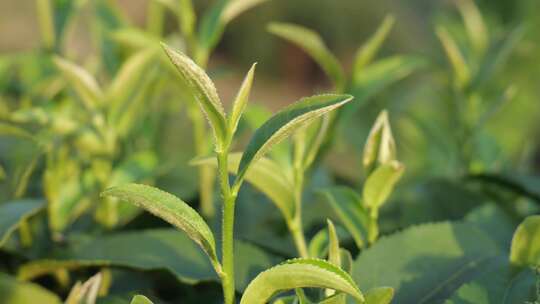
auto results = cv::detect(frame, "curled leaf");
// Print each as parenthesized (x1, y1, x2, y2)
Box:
(240, 258, 364, 304)
(228, 63, 257, 137)
(101, 184, 221, 274)
(362, 110, 396, 176)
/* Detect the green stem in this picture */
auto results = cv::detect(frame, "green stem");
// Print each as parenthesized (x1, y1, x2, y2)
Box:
(217, 149, 236, 304)
(291, 166, 309, 258)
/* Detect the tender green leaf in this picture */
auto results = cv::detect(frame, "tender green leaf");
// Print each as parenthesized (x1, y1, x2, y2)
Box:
(101, 183, 220, 273)
(510, 215, 540, 267)
(235, 94, 353, 186)
(130, 295, 154, 304)
(106, 48, 158, 127)
(240, 258, 364, 304)
(192, 153, 294, 220)
(36, 0, 56, 49)
(268, 23, 345, 89)
(111, 28, 160, 50)
(53, 56, 104, 109)
(320, 186, 369, 249)
(362, 110, 396, 175)
(327, 219, 341, 267)
(17, 229, 276, 292)
(444, 257, 536, 304)
(456, 0, 488, 55)
(364, 287, 394, 304)
(352, 222, 501, 303)
(229, 63, 257, 137)
(0, 200, 44, 247)
(222, 0, 269, 24)
(436, 26, 470, 88)
(469, 26, 524, 91)
(178, 0, 196, 38)
(65, 273, 102, 304)
(353, 15, 395, 72)
(350, 56, 424, 110)
(161, 43, 228, 148)
(362, 161, 404, 210)
(0, 273, 60, 304)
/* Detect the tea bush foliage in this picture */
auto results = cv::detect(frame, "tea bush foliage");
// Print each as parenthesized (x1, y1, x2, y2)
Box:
(0, 0, 539, 303)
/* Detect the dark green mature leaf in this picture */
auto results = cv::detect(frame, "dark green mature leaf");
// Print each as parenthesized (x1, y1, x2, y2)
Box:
(320, 186, 369, 248)
(235, 94, 353, 186)
(444, 257, 536, 304)
(0, 200, 44, 247)
(464, 204, 515, 251)
(101, 184, 220, 272)
(161, 43, 228, 148)
(17, 229, 276, 292)
(53, 56, 104, 109)
(268, 23, 345, 89)
(510, 216, 540, 267)
(240, 258, 364, 304)
(0, 273, 60, 304)
(192, 153, 295, 220)
(469, 173, 540, 204)
(353, 15, 395, 72)
(352, 222, 501, 304)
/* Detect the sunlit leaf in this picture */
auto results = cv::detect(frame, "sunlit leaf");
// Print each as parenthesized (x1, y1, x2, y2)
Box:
(0, 273, 60, 304)
(229, 63, 257, 137)
(362, 110, 396, 176)
(161, 43, 228, 148)
(101, 184, 220, 272)
(65, 273, 102, 304)
(268, 23, 345, 89)
(240, 258, 364, 304)
(362, 161, 404, 210)
(53, 56, 104, 109)
(353, 15, 395, 71)
(510, 215, 540, 267)
(0, 200, 44, 247)
(364, 287, 394, 304)
(235, 94, 353, 187)
(192, 153, 294, 220)
(130, 295, 154, 304)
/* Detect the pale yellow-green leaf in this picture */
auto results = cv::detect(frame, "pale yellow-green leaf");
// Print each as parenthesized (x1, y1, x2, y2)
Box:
(65, 273, 102, 304)
(364, 287, 394, 304)
(161, 43, 228, 148)
(228, 63, 257, 137)
(235, 94, 353, 187)
(130, 295, 154, 304)
(362, 161, 404, 210)
(222, 0, 269, 24)
(36, 0, 56, 49)
(327, 219, 341, 267)
(53, 57, 104, 110)
(191, 153, 294, 221)
(353, 15, 395, 71)
(510, 215, 540, 267)
(268, 23, 345, 90)
(456, 0, 488, 55)
(0, 273, 61, 304)
(362, 110, 396, 176)
(436, 26, 470, 88)
(240, 258, 364, 304)
(101, 183, 221, 274)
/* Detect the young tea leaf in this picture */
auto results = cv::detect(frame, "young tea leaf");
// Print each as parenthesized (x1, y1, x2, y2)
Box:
(353, 15, 395, 72)
(362, 110, 396, 176)
(510, 215, 540, 267)
(161, 43, 228, 149)
(436, 26, 470, 88)
(228, 63, 257, 137)
(240, 258, 364, 304)
(0, 273, 61, 304)
(327, 219, 341, 267)
(131, 295, 154, 304)
(101, 184, 221, 273)
(65, 273, 102, 304)
(456, 0, 488, 55)
(53, 57, 104, 110)
(362, 161, 404, 210)
(235, 94, 353, 187)
(268, 23, 345, 90)
(192, 153, 295, 221)
(364, 287, 394, 304)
